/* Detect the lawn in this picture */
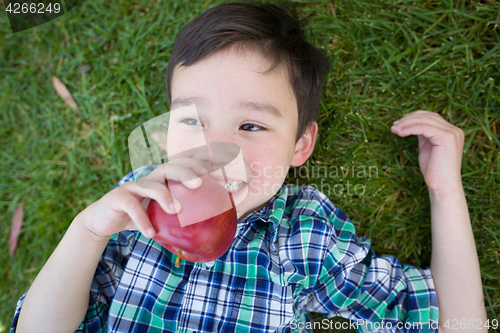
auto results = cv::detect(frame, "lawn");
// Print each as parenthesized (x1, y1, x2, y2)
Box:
(1, 0, 499, 331)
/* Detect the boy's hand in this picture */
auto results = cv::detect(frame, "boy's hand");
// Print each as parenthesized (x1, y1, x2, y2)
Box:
(391, 110, 465, 195)
(76, 157, 209, 239)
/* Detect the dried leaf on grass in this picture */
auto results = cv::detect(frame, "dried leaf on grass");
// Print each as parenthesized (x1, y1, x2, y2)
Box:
(52, 75, 78, 109)
(10, 197, 27, 257)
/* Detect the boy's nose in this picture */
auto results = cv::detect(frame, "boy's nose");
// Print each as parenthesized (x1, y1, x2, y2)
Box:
(203, 124, 235, 143)
(210, 142, 240, 168)
(191, 141, 240, 172)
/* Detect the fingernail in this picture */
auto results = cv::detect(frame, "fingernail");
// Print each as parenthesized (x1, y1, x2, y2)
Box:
(393, 120, 400, 124)
(173, 197, 182, 212)
(397, 128, 402, 131)
(185, 176, 201, 188)
(147, 228, 155, 238)
(201, 168, 208, 173)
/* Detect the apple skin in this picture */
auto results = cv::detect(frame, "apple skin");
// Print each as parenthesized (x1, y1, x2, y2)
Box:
(146, 176, 237, 263)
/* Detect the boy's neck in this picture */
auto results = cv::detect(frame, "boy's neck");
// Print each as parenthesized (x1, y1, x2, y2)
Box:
(238, 197, 273, 223)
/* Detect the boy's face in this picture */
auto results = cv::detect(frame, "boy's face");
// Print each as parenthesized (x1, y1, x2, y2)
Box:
(169, 47, 316, 220)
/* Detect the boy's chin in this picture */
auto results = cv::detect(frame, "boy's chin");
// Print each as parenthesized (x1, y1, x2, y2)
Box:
(236, 196, 274, 222)
(234, 180, 287, 221)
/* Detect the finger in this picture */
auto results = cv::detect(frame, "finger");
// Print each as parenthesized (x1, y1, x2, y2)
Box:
(393, 111, 446, 126)
(166, 164, 204, 189)
(123, 180, 180, 215)
(391, 122, 456, 146)
(116, 191, 157, 238)
(167, 156, 210, 176)
(392, 114, 464, 143)
(140, 163, 205, 189)
(393, 111, 450, 128)
(392, 114, 453, 135)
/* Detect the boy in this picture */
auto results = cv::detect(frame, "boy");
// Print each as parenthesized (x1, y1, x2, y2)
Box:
(12, 1, 486, 332)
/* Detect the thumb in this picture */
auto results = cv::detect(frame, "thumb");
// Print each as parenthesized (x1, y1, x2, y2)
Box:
(417, 134, 427, 150)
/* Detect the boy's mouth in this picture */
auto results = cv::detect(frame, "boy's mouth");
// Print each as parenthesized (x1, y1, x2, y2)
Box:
(222, 180, 247, 194)
(206, 175, 248, 199)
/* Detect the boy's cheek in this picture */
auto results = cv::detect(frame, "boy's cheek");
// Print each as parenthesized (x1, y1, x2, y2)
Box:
(248, 162, 287, 179)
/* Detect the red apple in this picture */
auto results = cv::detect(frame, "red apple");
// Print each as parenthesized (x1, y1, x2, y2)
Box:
(147, 176, 237, 265)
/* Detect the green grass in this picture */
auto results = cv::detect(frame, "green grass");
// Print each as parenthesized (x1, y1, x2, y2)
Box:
(1, 0, 499, 331)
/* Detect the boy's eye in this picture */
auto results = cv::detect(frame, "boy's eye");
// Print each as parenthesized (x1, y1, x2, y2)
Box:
(181, 118, 203, 126)
(240, 124, 266, 131)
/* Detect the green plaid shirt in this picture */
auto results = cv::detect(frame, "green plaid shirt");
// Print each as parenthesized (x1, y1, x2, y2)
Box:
(11, 165, 439, 332)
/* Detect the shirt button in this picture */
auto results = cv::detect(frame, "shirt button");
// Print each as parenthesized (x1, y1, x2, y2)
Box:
(205, 260, 215, 268)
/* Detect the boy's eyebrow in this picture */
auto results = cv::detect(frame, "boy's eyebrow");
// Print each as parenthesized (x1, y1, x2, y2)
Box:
(171, 96, 283, 119)
(237, 101, 283, 119)
(171, 96, 202, 109)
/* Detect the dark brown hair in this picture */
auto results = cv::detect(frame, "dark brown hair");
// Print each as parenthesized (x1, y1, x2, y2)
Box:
(165, 1, 330, 142)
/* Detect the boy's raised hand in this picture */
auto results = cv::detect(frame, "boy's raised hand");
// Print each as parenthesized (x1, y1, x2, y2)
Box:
(391, 110, 465, 195)
(76, 157, 209, 239)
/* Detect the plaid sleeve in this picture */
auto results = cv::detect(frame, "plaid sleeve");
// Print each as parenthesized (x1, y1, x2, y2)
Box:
(75, 230, 137, 332)
(76, 169, 142, 332)
(307, 208, 439, 333)
(10, 169, 141, 333)
(10, 292, 26, 332)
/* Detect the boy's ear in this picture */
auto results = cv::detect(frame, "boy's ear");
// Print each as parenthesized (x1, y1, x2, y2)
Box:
(291, 121, 318, 167)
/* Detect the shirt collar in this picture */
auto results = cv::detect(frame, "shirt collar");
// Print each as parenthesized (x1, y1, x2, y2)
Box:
(238, 181, 290, 244)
